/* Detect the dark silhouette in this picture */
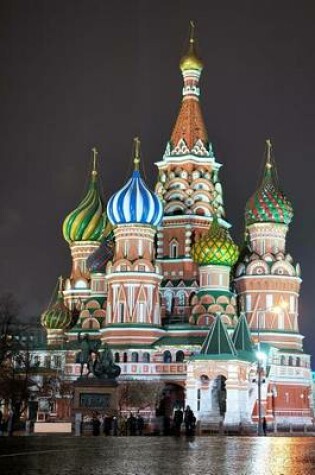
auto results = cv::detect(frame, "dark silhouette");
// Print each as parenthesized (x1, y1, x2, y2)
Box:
(136, 411, 145, 435)
(184, 406, 196, 436)
(76, 335, 120, 380)
(263, 417, 267, 436)
(103, 415, 112, 436)
(127, 413, 136, 436)
(173, 407, 183, 436)
(92, 413, 101, 436)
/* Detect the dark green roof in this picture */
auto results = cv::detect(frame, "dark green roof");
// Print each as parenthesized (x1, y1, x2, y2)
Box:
(155, 335, 204, 347)
(197, 289, 234, 298)
(201, 315, 237, 358)
(232, 313, 253, 353)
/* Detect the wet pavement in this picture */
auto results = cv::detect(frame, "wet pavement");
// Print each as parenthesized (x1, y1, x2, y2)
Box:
(1, 436, 315, 475)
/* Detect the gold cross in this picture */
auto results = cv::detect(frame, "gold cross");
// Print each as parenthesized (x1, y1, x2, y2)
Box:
(92, 147, 98, 175)
(134, 137, 140, 170)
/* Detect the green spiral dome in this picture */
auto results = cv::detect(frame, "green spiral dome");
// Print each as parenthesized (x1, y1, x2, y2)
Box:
(63, 170, 109, 243)
(191, 217, 239, 267)
(245, 164, 293, 226)
(41, 296, 74, 331)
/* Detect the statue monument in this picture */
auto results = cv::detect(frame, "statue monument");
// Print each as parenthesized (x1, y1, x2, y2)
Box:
(75, 334, 120, 379)
(73, 334, 120, 417)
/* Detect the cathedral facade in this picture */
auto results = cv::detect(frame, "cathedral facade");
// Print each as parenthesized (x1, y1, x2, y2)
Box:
(39, 27, 313, 428)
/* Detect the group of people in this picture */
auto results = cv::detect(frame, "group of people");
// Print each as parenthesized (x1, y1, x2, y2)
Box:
(91, 411, 145, 437)
(156, 404, 196, 436)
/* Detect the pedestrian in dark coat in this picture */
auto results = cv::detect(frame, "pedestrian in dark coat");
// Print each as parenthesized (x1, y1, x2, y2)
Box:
(184, 406, 196, 436)
(92, 413, 101, 436)
(173, 407, 183, 436)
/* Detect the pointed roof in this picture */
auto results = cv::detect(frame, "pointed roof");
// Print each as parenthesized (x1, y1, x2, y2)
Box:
(200, 314, 237, 358)
(232, 313, 253, 353)
(169, 22, 210, 156)
(171, 99, 208, 151)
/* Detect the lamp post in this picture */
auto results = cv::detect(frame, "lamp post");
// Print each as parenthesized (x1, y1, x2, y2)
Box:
(256, 310, 265, 436)
(257, 351, 264, 436)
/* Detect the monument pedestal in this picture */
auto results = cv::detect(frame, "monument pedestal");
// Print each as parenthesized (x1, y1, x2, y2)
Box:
(73, 378, 119, 416)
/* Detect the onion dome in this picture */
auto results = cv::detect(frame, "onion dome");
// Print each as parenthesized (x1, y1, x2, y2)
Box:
(63, 148, 109, 243)
(41, 278, 77, 330)
(191, 216, 239, 266)
(180, 21, 204, 72)
(107, 138, 163, 227)
(245, 140, 293, 226)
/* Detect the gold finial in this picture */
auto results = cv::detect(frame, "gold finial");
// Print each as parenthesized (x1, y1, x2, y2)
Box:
(133, 137, 140, 171)
(180, 21, 203, 72)
(58, 275, 63, 293)
(189, 20, 195, 44)
(266, 139, 272, 169)
(91, 147, 98, 176)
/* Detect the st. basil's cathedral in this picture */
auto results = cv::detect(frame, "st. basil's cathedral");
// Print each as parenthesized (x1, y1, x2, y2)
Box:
(39, 25, 313, 428)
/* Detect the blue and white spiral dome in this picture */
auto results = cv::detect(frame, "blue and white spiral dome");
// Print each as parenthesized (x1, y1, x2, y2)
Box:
(107, 169, 163, 226)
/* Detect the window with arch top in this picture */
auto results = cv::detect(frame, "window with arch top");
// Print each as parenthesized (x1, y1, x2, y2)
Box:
(163, 350, 172, 363)
(169, 240, 178, 258)
(176, 350, 185, 362)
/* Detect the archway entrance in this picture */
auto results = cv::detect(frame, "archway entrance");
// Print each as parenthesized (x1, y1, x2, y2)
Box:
(162, 383, 185, 410)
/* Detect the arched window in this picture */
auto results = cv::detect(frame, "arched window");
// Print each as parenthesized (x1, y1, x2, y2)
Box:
(176, 350, 184, 363)
(123, 352, 128, 363)
(131, 352, 139, 363)
(288, 356, 293, 366)
(280, 355, 286, 366)
(114, 352, 120, 363)
(163, 350, 172, 363)
(177, 291, 185, 307)
(164, 291, 173, 315)
(143, 352, 150, 363)
(169, 240, 178, 258)
(296, 357, 301, 367)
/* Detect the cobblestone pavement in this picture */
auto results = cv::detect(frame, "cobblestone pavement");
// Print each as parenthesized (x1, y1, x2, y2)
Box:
(1, 436, 315, 475)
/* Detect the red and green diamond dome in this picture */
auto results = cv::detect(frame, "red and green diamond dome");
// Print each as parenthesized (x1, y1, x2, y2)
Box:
(245, 142, 293, 226)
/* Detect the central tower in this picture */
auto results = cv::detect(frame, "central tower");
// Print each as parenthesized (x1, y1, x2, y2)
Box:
(155, 23, 228, 322)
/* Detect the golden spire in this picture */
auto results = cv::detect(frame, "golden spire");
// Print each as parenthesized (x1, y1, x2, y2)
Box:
(189, 20, 195, 44)
(180, 20, 203, 72)
(266, 139, 272, 169)
(91, 147, 98, 176)
(133, 137, 140, 171)
(58, 276, 63, 297)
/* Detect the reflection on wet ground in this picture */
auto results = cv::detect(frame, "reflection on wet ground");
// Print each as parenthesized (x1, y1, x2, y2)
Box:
(1, 436, 315, 475)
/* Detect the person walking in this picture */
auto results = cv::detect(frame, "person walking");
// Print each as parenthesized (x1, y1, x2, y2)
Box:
(7, 409, 14, 437)
(262, 417, 267, 436)
(127, 413, 136, 436)
(173, 407, 183, 436)
(184, 406, 196, 436)
(92, 413, 101, 436)
(136, 411, 144, 436)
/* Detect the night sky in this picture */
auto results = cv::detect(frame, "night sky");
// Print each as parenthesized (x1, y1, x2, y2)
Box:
(1, 1, 314, 357)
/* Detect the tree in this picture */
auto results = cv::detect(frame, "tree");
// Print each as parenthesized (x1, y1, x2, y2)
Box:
(117, 381, 164, 414)
(0, 292, 21, 366)
(0, 293, 38, 419)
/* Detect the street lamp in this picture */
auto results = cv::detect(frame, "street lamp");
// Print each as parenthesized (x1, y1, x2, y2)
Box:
(256, 309, 267, 436)
(256, 350, 265, 436)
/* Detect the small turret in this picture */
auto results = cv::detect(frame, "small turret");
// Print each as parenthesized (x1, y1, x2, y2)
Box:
(245, 140, 293, 227)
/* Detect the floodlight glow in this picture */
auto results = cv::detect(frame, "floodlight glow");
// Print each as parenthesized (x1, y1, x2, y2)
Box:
(256, 351, 266, 362)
